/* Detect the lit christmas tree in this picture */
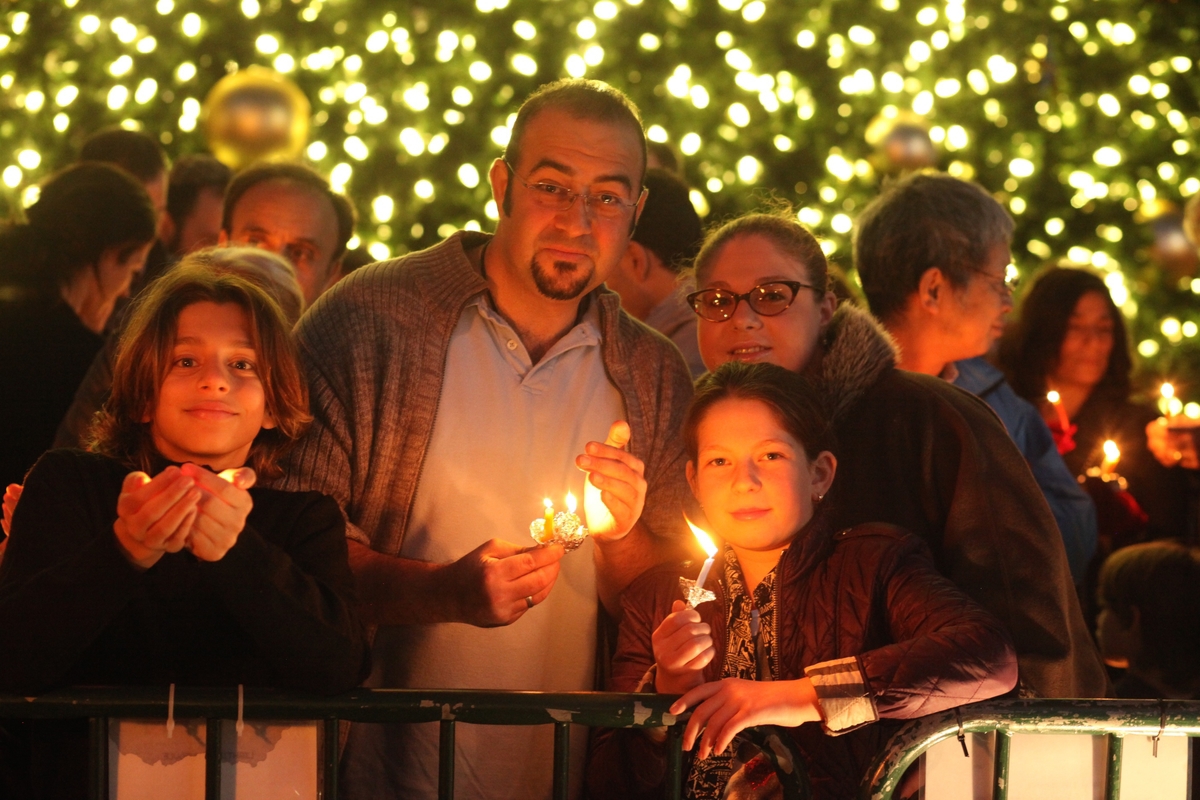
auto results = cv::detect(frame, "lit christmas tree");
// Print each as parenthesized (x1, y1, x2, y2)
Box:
(1, 0, 1197, 394)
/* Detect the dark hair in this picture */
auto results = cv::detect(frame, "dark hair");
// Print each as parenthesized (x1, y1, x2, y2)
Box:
(999, 265, 1132, 404)
(632, 168, 701, 274)
(0, 162, 157, 289)
(222, 162, 357, 260)
(503, 79, 647, 215)
(80, 127, 167, 183)
(90, 261, 312, 480)
(854, 172, 1014, 322)
(166, 154, 232, 229)
(692, 209, 829, 298)
(684, 361, 837, 464)
(1098, 541, 1200, 693)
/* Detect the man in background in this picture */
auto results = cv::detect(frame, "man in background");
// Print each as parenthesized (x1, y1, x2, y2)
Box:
(603, 168, 705, 377)
(219, 161, 356, 305)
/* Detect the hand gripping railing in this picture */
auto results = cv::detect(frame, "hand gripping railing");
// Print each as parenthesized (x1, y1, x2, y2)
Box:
(860, 698, 1200, 800)
(0, 687, 688, 800)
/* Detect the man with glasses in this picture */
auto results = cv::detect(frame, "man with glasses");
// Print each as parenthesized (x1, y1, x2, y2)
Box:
(855, 171, 1097, 585)
(278, 79, 694, 799)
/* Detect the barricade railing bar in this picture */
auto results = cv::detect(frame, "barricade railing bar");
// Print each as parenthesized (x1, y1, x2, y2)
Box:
(0, 687, 687, 800)
(860, 698, 1200, 800)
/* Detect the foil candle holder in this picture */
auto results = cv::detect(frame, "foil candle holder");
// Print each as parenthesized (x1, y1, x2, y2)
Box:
(530, 492, 589, 552)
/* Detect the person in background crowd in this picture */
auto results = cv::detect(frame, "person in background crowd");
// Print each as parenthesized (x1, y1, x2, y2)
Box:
(0, 163, 156, 490)
(160, 154, 233, 259)
(646, 140, 684, 177)
(1000, 265, 1191, 542)
(1144, 193, 1200, 527)
(219, 161, 356, 305)
(604, 168, 705, 377)
(686, 209, 1106, 698)
(0, 247, 304, 557)
(52, 160, 334, 450)
(854, 172, 1098, 585)
(0, 258, 367, 798)
(80, 127, 171, 288)
(590, 362, 1017, 800)
(277, 78, 694, 800)
(1096, 541, 1200, 699)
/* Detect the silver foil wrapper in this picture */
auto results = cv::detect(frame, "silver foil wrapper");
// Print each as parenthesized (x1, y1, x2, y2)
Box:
(679, 577, 716, 608)
(530, 511, 589, 552)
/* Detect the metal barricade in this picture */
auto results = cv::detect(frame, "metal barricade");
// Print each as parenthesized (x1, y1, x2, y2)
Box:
(860, 698, 1200, 800)
(0, 687, 687, 800)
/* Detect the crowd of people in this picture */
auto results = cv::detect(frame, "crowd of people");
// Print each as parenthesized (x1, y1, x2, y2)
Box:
(1, 77, 1198, 799)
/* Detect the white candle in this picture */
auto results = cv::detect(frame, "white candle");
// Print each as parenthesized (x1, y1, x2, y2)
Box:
(686, 517, 719, 589)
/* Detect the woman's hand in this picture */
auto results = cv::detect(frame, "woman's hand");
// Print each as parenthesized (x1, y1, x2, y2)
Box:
(653, 600, 715, 695)
(182, 464, 255, 562)
(577, 421, 646, 541)
(113, 466, 201, 569)
(669, 677, 823, 760)
(1146, 417, 1199, 469)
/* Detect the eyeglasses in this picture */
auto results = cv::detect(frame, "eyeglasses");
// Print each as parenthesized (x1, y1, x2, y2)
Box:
(971, 265, 1021, 297)
(686, 281, 816, 322)
(504, 160, 644, 219)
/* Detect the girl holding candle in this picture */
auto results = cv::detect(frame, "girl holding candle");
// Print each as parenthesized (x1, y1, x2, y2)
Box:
(999, 265, 1190, 540)
(666, 209, 1102, 699)
(589, 362, 1017, 800)
(0, 257, 368, 797)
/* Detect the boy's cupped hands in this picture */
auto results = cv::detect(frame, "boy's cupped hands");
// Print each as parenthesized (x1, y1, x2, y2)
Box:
(113, 463, 255, 569)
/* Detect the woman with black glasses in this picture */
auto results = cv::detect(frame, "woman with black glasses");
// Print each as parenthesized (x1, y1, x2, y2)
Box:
(683, 209, 1105, 701)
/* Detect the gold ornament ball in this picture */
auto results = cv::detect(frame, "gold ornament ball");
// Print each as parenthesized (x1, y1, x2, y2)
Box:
(202, 66, 310, 171)
(866, 110, 938, 173)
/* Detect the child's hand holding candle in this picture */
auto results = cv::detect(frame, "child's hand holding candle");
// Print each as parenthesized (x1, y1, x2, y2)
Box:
(113, 466, 202, 569)
(183, 463, 255, 562)
(652, 599, 715, 695)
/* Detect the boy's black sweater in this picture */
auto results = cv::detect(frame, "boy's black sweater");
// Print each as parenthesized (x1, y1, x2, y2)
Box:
(0, 449, 369, 797)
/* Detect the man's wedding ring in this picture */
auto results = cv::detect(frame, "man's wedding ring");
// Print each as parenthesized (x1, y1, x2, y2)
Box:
(525, 596, 535, 609)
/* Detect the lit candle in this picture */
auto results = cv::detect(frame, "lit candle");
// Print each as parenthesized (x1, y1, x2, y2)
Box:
(583, 474, 615, 537)
(1046, 390, 1071, 433)
(682, 517, 720, 607)
(543, 498, 555, 539)
(565, 491, 577, 517)
(1101, 439, 1120, 479)
(1160, 383, 1176, 417)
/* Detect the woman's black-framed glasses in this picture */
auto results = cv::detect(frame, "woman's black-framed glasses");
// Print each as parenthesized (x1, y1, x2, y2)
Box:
(686, 281, 816, 322)
(503, 159, 644, 220)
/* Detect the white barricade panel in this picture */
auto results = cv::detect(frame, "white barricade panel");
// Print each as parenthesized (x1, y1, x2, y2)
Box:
(923, 732, 1188, 800)
(109, 719, 319, 800)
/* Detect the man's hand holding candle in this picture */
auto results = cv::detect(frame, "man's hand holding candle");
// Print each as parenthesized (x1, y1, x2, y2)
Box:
(652, 599, 715, 696)
(182, 463, 255, 562)
(444, 538, 565, 627)
(113, 466, 202, 569)
(576, 420, 647, 542)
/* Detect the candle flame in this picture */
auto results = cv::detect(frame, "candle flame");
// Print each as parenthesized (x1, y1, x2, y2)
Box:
(1046, 390, 1060, 404)
(1103, 440, 1120, 462)
(544, 497, 553, 510)
(565, 492, 577, 514)
(1162, 383, 1175, 400)
(684, 516, 719, 558)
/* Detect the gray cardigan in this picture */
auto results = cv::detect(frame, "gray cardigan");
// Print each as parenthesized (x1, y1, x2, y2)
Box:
(278, 231, 696, 555)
